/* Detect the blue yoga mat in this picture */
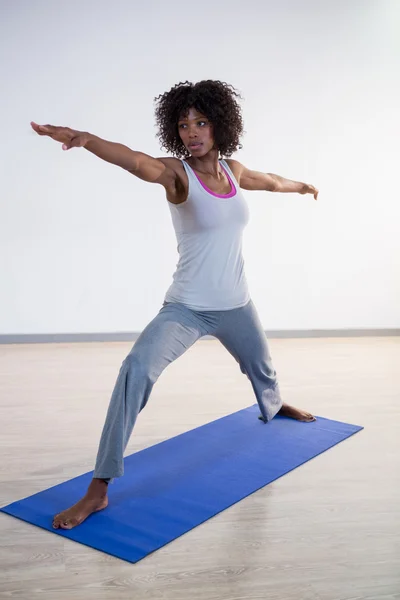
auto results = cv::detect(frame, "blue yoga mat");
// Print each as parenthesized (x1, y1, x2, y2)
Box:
(0, 405, 362, 563)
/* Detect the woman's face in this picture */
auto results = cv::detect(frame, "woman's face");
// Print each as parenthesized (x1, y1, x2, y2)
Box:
(178, 107, 215, 156)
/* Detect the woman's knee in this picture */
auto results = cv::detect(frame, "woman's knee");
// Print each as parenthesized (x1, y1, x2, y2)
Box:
(122, 352, 157, 384)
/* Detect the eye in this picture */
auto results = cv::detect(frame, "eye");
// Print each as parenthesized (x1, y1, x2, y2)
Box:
(178, 123, 187, 129)
(198, 121, 207, 127)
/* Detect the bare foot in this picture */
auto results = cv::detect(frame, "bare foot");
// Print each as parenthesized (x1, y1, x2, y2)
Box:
(278, 403, 316, 422)
(53, 478, 109, 530)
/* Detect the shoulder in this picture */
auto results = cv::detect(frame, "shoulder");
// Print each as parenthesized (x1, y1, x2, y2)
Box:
(157, 156, 189, 183)
(156, 156, 188, 204)
(224, 158, 245, 183)
(157, 156, 184, 172)
(156, 155, 187, 181)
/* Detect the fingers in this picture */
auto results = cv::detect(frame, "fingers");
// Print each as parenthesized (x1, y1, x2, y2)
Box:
(31, 121, 52, 135)
(308, 184, 319, 200)
(302, 184, 319, 199)
(31, 122, 53, 131)
(31, 122, 81, 149)
(31, 122, 60, 139)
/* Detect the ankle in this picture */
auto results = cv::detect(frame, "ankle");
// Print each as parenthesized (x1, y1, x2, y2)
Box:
(88, 478, 109, 496)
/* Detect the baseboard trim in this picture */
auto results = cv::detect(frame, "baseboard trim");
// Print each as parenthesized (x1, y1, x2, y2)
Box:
(1, 329, 399, 344)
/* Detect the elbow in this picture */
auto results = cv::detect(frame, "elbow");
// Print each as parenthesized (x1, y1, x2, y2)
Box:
(268, 174, 281, 192)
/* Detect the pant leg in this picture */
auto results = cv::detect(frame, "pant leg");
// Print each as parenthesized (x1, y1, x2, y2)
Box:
(214, 300, 283, 422)
(93, 303, 209, 480)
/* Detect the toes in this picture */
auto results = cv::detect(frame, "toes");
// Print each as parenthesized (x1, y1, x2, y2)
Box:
(53, 513, 72, 529)
(59, 517, 79, 529)
(53, 514, 62, 529)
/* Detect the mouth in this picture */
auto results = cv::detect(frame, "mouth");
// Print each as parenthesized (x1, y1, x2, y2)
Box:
(188, 142, 203, 150)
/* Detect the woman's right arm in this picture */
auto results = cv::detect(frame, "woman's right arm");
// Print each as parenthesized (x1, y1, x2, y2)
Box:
(30, 122, 177, 188)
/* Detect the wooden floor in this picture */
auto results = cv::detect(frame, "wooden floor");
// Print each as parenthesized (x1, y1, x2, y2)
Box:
(0, 337, 399, 599)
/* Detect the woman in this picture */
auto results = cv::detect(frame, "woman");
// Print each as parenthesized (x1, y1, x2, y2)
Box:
(31, 79, 318, 530)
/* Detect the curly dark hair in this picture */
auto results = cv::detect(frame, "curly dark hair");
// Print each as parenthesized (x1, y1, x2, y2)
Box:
(154, 80, 244, 158)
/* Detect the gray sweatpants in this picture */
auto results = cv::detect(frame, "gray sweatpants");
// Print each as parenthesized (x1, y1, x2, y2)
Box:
(93, 300, 282, 480)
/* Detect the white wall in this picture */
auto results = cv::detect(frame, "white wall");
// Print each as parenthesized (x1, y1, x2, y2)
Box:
(1, 0, 399, 334)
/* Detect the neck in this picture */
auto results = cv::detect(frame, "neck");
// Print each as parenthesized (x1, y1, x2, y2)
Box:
(187, 149, 221, 177)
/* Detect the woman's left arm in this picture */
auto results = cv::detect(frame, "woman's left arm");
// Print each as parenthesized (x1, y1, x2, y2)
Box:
(226, 159, 319, 200)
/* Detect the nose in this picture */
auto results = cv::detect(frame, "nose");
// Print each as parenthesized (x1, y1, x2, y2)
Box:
(187, 125, 198, 138)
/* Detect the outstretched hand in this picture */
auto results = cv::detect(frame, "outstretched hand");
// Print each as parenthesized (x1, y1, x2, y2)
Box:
(30, 122, 90, 150)
(300, 183, 319, 201)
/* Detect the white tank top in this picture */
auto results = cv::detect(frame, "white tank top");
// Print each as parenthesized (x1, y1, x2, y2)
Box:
(164, 159, 250, 311)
